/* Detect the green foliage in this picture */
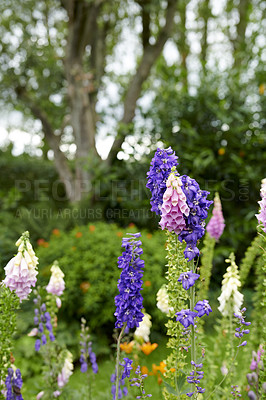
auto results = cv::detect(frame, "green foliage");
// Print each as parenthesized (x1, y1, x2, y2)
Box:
(252, 233, 266, 344)
(163, 232, 189, 400)
(141, 82, 266, 275)
(0, 285, 20, 397)
(198, 233, 216, 301)
(240, 231, 265, 286)
(0, 148, 69, 271)
(36, 222, 167, 340)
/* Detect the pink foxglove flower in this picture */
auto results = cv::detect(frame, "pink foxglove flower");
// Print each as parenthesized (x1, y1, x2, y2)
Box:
(57, 351, 73, 388)
(3, 232, 38, 302)
(255, 178, 266, 232)
(46, 261, 65, 297)
(159, 172, 189, 234)
(206, 192, 225, 241)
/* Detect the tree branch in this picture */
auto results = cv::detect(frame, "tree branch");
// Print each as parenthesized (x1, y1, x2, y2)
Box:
(65, 0, 104, 63)
(199, 0, 211, 76)
(108, 0, 178, 163)
(137, 0, 151, 48)
(15, 87, 75, 201)
(231, 0, 251, 67)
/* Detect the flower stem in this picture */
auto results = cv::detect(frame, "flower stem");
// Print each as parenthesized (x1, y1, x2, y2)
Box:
(88, 367, 92, 400)
(189, 261, 196, 398)
(206, 347, 240, 400)
(115, 324, 126, 400)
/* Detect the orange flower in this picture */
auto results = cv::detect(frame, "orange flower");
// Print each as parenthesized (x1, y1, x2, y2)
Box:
(141, 366, 149, 375)
(152, 361, 166, 376)
(157, 376, 163, 385)
(170, 368, 176, 373)
(37, 238, 45, 246)
(89, 225, 95, 232)
(116, 231, 123, 237)
(43, 241, 49, 248)
(80, 282, 91, 293)
(140, 342, 158, 356)
(152, 363, 158, 375)
(259, 83, 265, 95)
(158, 362, 166, 375)
(120, 341, 134, 354)
(76, 231, 82, 238)
(144, 280, 151, 287)
(52, 229, 60, 236)
(146, 233, 152, 239)
(218, 148, 225, 156)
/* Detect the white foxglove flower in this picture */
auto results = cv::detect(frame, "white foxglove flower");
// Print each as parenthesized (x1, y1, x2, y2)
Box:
(134, 312, 152, 342)
(156, 285, 171, 314)
(218, 253, 244, 316)
(255, 178, 266, 232)
(57, 351, 73, 388)
(46, 261, 65, 297)
(3, 231, 38, 301)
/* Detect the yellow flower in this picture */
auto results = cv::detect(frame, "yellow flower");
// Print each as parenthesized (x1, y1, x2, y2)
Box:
(218, 148, 225, 156)
(259, 83, 265, 95)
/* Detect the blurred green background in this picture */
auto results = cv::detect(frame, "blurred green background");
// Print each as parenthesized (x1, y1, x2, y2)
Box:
(0, 0, 265, 397)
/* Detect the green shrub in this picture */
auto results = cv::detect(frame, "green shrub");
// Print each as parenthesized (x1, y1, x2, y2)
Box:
(36, 222, 167, 340)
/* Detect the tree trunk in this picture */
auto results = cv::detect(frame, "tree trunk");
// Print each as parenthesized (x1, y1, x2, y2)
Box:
(232, 0, 250, 68)
(64, 0, 101, 202)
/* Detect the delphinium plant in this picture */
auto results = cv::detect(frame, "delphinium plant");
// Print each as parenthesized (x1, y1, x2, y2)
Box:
(246, 344, 266, 399)
(146, 147, 213, 399)
(119, 311, 159, 386)
(113, 232, 149, 399)
(0, 231, 38, 399)
(199, 249, 253, 400)
(33, 262, 74, 399)
(4, 368, 24, 400)
(79, 317, 98, 399)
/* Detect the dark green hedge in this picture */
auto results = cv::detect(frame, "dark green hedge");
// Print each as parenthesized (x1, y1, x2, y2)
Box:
(36, 222, 168, 338)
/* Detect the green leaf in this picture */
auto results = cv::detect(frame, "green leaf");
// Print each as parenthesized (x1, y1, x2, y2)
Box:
(163, 380, 179, 396)
(176, 373, 186, 390)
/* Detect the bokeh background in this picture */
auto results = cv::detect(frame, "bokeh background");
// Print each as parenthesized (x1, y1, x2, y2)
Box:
(0, 0, 265, 396)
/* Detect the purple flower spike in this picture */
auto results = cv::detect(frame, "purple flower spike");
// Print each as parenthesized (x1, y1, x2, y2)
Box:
(5, 368, 24, 400)
(179, 175, 212, 260)
(35, 339, 41, 352)
(175, 309, 197, 328)
(81, 362, 88, 373)
(114, 233, 145, 329)
(186, 392, 195, 397)
(146, 147, 179, 215)
(194, 300, 212, 317)
(178, 270, 200, 290)
(120, 358, 133, 380)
